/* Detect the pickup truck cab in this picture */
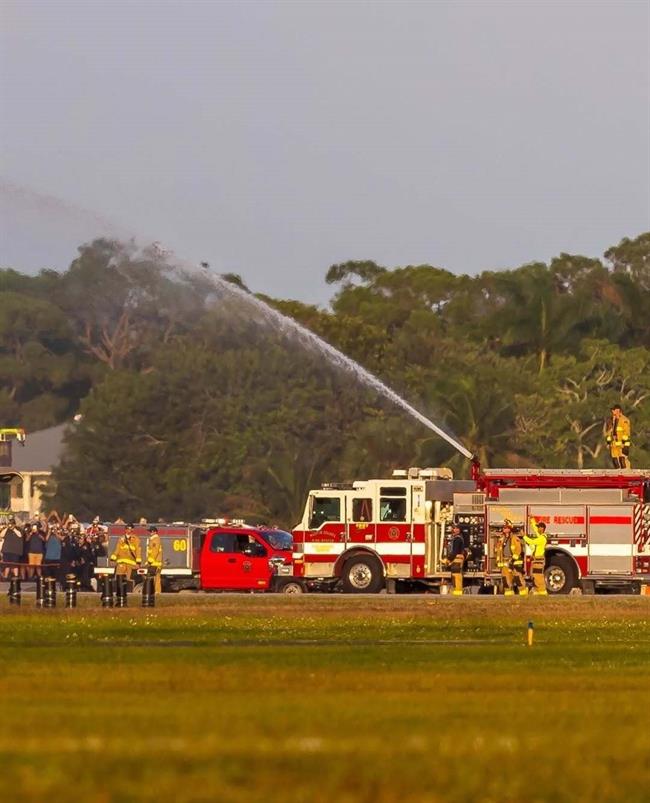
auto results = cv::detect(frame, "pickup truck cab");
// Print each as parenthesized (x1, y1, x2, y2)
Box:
(201, 525, 301, 592)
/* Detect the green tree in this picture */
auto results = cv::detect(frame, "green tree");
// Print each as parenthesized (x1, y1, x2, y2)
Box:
(6, 229, 649, 523)
(602, 233, 650, 347)
(0, 291, 88, 429)
(51, 325, 370, 524)
(56, 239, 210, 370)
(515, 340, 650, 468)
(475, 262, 593, 372)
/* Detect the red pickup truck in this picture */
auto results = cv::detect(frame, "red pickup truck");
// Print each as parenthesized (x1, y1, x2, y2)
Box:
(95, 522, 305, 593)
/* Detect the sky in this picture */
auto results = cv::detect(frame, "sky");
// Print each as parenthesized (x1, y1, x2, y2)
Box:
(1, 0, 649, 304)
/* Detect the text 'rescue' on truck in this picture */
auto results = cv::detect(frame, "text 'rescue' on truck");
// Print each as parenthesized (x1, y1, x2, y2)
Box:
(291, 466, 650, 595)
(95, 521, 303, 593)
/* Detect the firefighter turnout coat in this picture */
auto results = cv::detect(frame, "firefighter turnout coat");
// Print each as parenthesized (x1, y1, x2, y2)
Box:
(146, 534, 163, 568)
(111, 534, 142, 573)
(496, 530, 525, 594)
(606, 412, 631, 466)
(495, 531, 524, 566)
(524, 519, 548, 595)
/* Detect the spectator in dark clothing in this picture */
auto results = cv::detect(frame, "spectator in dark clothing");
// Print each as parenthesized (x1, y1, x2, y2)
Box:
(90, 532, 107, 589)
(1, 519, 24, 578)
(27, 523, 47, 578)
(20, 524, 31, 579)
(79, 530, 108, 590)
(61, 531, 82, 586)
(93, 532, 108, 560)
(78, 535, 97, 590)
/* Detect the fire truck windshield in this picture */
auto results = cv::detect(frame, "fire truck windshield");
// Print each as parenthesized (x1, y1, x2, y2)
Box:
(260, 530, 293, 551)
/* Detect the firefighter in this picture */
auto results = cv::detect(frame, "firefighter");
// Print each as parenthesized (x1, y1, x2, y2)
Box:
(524, 519, 548, 596)
(606, 404, 631, 469)
(495, 520, 527, 596)
(446, 524, 466, 596)
(110, 524, 141, 582)
(145, 525, 163, 594)
(511, 527, 528, 596)
(495, 522, 514, 595)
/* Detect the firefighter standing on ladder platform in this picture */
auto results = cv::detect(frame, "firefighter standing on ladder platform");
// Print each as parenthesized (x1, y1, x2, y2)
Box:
(446, 524, 465, 596)
(524, 519, 548, 596)
(606, 405, 631, 468)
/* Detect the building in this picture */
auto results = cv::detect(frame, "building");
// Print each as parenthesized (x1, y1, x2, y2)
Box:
(7, 425, 67, 518)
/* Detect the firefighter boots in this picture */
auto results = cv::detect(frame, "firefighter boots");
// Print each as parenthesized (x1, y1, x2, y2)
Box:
(450, 555, 464, 596)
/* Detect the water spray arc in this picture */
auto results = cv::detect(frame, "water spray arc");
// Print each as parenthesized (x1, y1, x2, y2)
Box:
(2, 181, 472, 461)
(185, 262, 473, 462)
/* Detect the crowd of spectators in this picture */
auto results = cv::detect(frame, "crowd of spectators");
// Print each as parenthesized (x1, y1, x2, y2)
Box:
(0, 514, 108, 590)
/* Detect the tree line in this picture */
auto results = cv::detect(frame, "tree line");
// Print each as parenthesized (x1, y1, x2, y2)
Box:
(1, 233, 649, 525)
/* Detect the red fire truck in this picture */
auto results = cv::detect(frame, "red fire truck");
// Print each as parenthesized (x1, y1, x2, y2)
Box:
(291, 465, 650, 594)
(477, 467, 650, 594)
(95, 521, 302, 593)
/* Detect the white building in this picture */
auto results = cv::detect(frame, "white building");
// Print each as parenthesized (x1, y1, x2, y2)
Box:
(8, 425, 66, 518)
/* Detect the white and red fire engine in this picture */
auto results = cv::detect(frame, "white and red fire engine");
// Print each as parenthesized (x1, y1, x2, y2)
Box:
(291, 464, 650, 594)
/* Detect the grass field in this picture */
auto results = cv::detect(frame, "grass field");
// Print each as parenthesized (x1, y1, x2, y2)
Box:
(0, 594, 649, 803)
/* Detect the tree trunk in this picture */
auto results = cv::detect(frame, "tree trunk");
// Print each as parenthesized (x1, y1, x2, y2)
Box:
(538, 347, 547, 374)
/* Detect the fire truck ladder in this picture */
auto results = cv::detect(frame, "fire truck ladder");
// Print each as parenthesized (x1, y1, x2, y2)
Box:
(479, 467, 650, 492)
(481, 468, 650, 478)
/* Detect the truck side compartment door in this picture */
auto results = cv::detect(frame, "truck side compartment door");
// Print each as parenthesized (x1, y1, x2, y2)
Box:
(159, 528, 192, 573)
(587, 504, 634, 575)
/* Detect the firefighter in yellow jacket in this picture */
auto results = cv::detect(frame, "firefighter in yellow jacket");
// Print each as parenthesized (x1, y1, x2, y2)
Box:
(511, 531, 528, 596)
(110, 524, 142, 581)
(524, 519, 548, 595)
(606, 405, 631, 468)
(496, 520, 527, 596)
(145, 525, 163, 594)
(446, 524, 466, 596)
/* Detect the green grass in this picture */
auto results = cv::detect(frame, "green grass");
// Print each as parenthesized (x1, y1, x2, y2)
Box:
(0, 595, 649, 802)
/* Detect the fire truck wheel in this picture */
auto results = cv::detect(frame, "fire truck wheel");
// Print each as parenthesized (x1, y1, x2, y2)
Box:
(341, 555, 384, 594)
(279, 581, 305, 594)
(544, 554, 577, 595)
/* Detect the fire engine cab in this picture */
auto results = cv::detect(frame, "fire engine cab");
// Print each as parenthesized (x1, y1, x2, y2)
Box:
(292, 466, 650, 594)
(292, 467, 473, 593)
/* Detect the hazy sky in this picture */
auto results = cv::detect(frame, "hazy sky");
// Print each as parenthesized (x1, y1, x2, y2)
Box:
(1, 0, 649, 303)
